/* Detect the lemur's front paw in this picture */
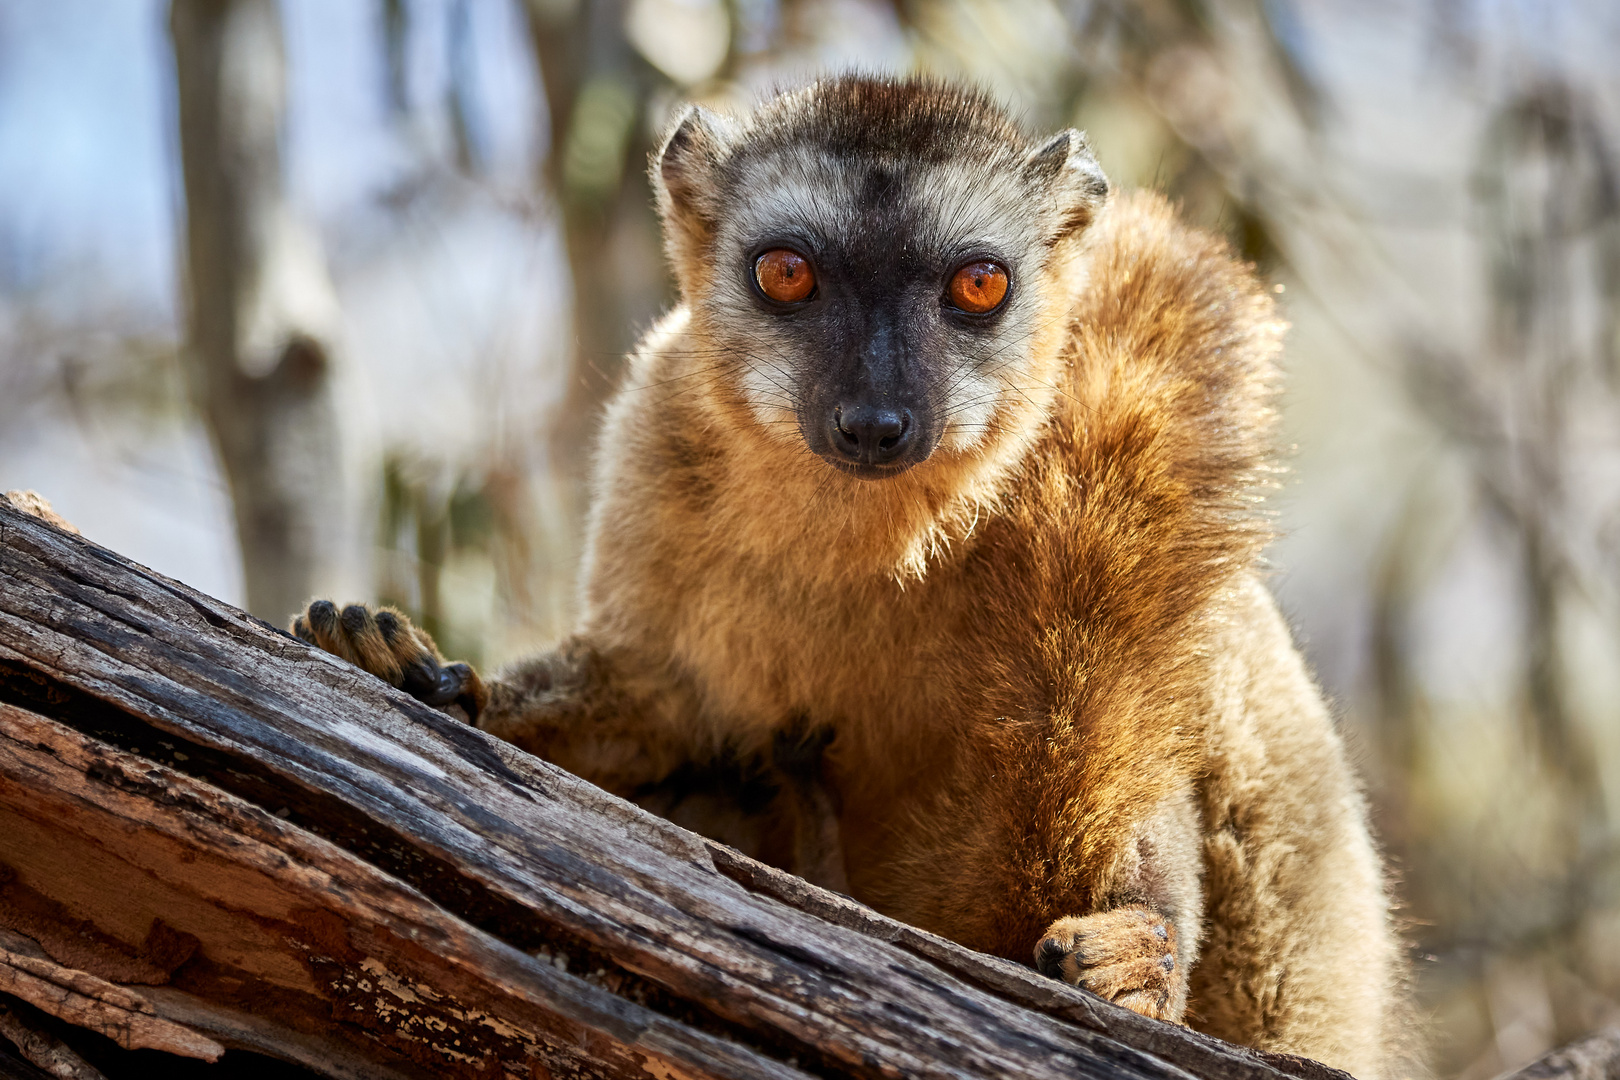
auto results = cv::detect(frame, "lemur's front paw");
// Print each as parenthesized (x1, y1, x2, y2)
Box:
(1035, 905, 1183, 1022)
(291, 601, 487, 722)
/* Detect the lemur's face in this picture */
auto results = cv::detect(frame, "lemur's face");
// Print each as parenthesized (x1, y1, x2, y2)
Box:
(707, 154, 1046, 480)
(656, 80, 1107, 480)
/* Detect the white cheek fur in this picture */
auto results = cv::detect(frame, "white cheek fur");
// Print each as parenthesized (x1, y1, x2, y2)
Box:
(737, 356, 803, 439)
(939, 367, 1004, 452)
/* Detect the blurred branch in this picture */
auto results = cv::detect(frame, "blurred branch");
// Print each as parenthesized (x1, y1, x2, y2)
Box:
(0, 1000, 107, 1080)
(446, 0, 482, 173)
(1060, 0, 1319, 124)
(1387, 80, 1620, 917)
(1498, 1027, 1620, 1080)
(1368, 469, 1449, 789)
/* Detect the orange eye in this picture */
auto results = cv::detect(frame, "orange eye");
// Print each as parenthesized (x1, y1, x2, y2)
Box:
(754, 249, 816, 303)
(948, 260, 1009, 314)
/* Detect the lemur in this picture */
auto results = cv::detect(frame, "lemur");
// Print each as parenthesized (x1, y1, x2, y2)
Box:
(295, 76, 1402, 1075)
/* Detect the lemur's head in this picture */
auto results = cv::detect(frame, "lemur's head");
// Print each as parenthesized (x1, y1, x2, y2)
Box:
(652, 76, 1108, 481)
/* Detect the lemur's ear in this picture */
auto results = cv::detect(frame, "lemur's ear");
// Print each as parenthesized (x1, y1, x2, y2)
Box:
(653, 104, 735, 242)
(1024, 129, 1110, 238)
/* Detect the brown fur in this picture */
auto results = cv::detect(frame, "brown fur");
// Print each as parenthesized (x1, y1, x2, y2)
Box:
(299, 78, 1402, 1077)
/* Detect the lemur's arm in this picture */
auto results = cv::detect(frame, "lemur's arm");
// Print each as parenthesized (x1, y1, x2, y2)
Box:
(290, 601, 848, 889)
(1029, 790, 1203, 1023)
(291, 600, 699, 795)
(890, 737, 1202, 1022)
(478, 636, 712, 796)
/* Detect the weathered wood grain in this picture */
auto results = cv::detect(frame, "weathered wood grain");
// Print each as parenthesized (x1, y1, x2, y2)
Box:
(0, 700, 790, 1080)
(0, 498, 1357, 1080)
(0, 1037, 61, 1080)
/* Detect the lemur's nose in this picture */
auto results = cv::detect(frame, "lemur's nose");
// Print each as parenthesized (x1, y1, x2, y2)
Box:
(828, 403, 913, 466)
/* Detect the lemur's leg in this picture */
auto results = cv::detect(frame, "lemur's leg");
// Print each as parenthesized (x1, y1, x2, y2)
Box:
(1033, 790, 1203, 1023)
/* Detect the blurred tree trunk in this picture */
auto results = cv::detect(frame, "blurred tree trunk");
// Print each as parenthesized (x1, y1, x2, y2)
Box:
(1475, 81, 1615, 854)
(1369, 478, 1436, 800)
(170, 0, 343, 624)
(521, 0, 669, 490)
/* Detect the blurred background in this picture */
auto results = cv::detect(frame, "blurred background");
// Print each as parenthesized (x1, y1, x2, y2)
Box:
(0, 0, 1617, 1074)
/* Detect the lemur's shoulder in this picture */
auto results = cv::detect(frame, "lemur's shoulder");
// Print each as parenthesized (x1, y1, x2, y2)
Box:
(1058, 188, 1282, 480)
(997, 188, 1283, 583)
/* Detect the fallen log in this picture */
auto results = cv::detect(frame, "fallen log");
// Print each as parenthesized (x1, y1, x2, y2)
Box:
(0, 496, 1352, 1080)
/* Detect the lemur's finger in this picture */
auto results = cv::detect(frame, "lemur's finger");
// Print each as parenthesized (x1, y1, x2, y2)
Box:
(375, 608, 444, 695)
(340, 604, 404, 684)
(373, 607, 408, 648)
(375, 607, 440, 661)
(298, 600, 399, 681)
(442, 662, 488, 721)
(373, 608, 484, 720)
(304, 600, 351, 662)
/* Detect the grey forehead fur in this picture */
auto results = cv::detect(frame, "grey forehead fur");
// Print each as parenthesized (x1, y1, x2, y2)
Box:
(659, 75, 1108, 258)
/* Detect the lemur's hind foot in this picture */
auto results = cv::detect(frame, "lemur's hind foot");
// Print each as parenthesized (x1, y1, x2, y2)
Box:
(1036, 906, 1185, 1022)
(291, 600, 486, 721)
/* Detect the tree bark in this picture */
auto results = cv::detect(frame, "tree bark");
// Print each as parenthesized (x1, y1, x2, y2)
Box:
(0, 496, 1359, 1080)
(170, 0, 343, 625)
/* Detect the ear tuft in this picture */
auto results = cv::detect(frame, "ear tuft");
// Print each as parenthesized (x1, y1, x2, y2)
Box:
(1024, 129, 1110, 237)
(655, 104, 734, 222)
(1025, 131, 1073, 179)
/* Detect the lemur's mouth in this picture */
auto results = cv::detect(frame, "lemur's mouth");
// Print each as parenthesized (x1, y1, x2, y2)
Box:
(818, 456, 921, 481)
